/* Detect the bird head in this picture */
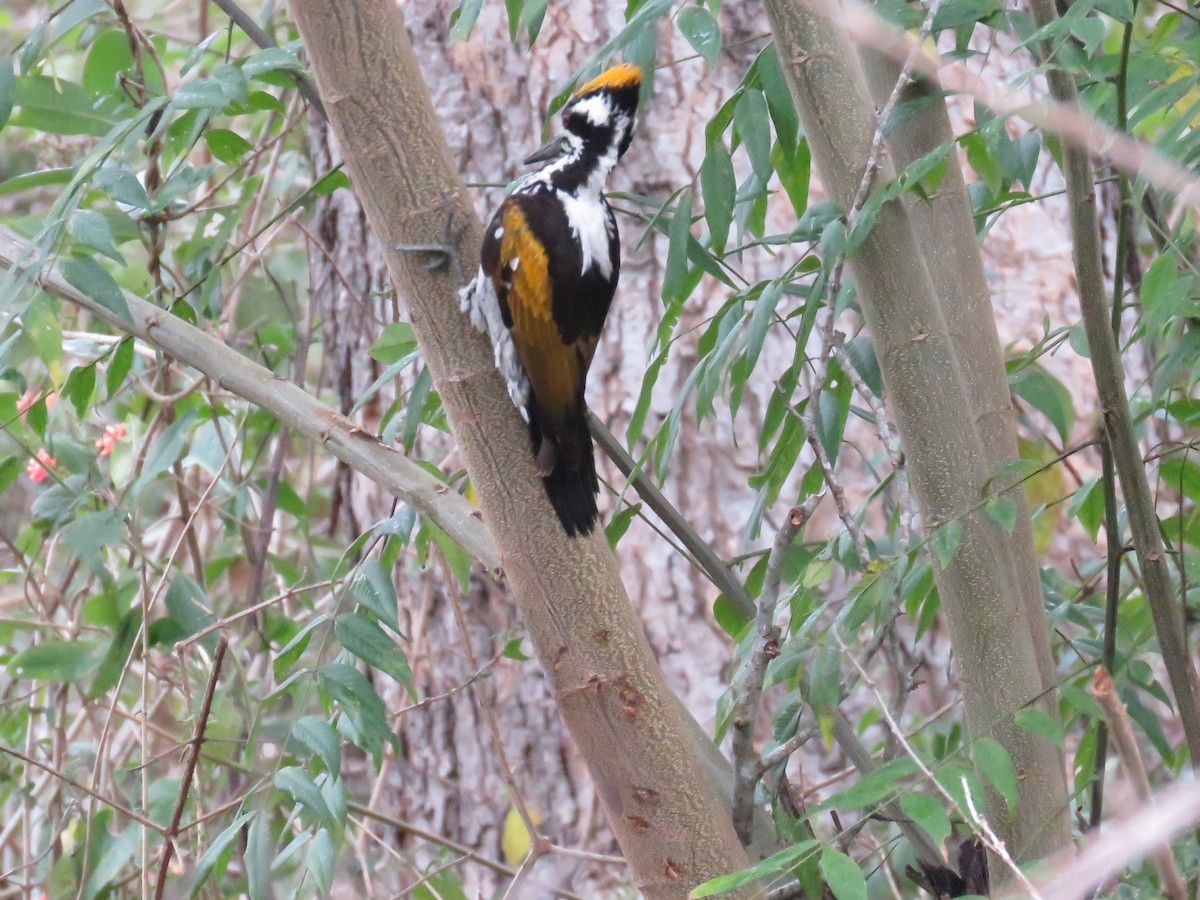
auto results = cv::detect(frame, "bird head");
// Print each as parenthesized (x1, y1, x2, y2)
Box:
(524, 63, 643, 171)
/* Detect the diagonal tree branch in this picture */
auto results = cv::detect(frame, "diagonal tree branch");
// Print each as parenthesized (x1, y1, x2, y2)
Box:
(0, 226, 499, 571)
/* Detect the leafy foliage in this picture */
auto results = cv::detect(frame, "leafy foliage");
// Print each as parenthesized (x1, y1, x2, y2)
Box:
(1, 0, 1199, 896)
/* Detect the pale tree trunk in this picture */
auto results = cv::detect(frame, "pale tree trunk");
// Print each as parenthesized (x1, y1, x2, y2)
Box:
(762, 0, 1071, 867)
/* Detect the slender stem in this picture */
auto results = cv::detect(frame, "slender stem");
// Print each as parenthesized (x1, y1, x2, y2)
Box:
(729, 504, 814, 844)
(154, 639, 227, 900)
(589, 414, 755, 619)
(1090, 12, 1136, 827)
(1029, 0, 1200, 766)
(1091, 668, 1187, 898)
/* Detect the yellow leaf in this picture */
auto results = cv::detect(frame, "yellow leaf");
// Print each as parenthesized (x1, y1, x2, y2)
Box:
(501, 804, 541, 866)
(1018, 439, 1065, 555)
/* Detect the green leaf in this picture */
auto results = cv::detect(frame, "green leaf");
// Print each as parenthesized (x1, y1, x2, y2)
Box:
(88, 608, 142, 699)
(133, 409, 198, 495)
(898, 792, 952, 853)
(1015, 707, 1065, 747)
(93, 166, 151, 211)
(203, 128, 253, 164)
(820, 756, 917, 810)
(188, 812, 253, 895)
(292, 716, 342, 780)
(930, 520, 963, 569)
(307, 828, 335, 896)
(677, 7, 722, 67)
(24, 293, 63, 379)
(503, 0, 523, 40)
(756, 44, 800, 156)
(82, 30, 164, 97)
(68, 209, 125, 264)
(60, 256, 133, 326)
(10, 639, 105, 681)
(63, 364, 96, 419)
(449, 0, 484, 41)
(690, 839, 820, 897)
(1066, 476, 1105, 541)
(699, 143, 735, 253)
(974, 736, 1018, 815)
(985, 495, 1017, 534)
(807, 643, 842, 713)
(241, 47, 303, 78)
(107, 337, 135, 399)
(0, 56, 13, 131)
(1161, 457, 1200, 506)
(605, 502, 641, 548)
(733, 89, 771, 182)
(713, 594, 752, 638)
(83, 825, 137, 900)
(335, 612, 412, 686)
(501, 638, 529, 661)
(173, 77, 231, 110)
(61, 509, 124, 571)
(369, 322, 418, 364)
(662, 186, 694, 306)
(317, 661, 397, 760)
(275, 766, 334, 826)
(1060, 682, 1105, 720)
(245, 812, 271, 900)
(0, 166, 75, 198)
(11, 76, 115, 135)
(273, 614, 327, 681)
(350, 560, 399, 631)
(1009, 362, 1074, 443)
(312, 168, 350, 196)
(821, 848, 867, 900)
(0, 457, 23, 496)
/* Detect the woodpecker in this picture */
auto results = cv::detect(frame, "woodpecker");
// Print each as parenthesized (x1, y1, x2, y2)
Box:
(460, 63, 642, 537)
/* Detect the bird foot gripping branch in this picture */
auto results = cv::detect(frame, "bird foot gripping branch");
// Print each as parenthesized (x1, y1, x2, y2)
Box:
(394, 201, 467, 285)
(456, 62, 643, 538)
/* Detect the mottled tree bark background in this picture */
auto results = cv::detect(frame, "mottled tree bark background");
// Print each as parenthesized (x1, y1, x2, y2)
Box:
(305, 2, 1098, 894)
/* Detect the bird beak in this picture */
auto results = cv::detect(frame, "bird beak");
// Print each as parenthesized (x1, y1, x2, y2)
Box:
(524, 135, 570, 166)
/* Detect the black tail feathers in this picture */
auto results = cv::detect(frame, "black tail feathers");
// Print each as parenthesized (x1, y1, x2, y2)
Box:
(528, 401, 600, 537)
(542, 456, 599, 537)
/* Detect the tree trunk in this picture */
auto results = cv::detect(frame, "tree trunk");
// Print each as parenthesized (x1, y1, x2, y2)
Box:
(290, 0, 756, 895)
(762, 0, 1072, 866)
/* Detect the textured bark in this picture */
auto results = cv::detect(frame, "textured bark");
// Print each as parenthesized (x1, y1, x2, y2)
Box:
(762, 0, 1072, 864)
(859, 53, 1057, 694)
(289, 1, 755, 895)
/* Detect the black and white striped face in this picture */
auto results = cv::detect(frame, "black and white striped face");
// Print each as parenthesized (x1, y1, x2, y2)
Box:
(523, 64, 642, 197)
(561, 87, 637, 162)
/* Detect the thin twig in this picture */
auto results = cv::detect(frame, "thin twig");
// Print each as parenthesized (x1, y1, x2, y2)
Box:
(836, 633, 1039, 893)
(0, 745, 162, 833)
(590, 414, 756, 619)
(209, 0, 326, 117)
(730, 503, 817, 844)
(1090, 668, 1186, 899)
(153, 638, 228, 900)
(436, 550, 548, 860)
(1016, 781, 1200, 900)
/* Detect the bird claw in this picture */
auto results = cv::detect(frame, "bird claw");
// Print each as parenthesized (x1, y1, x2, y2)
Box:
(394, 201, 468, 284)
